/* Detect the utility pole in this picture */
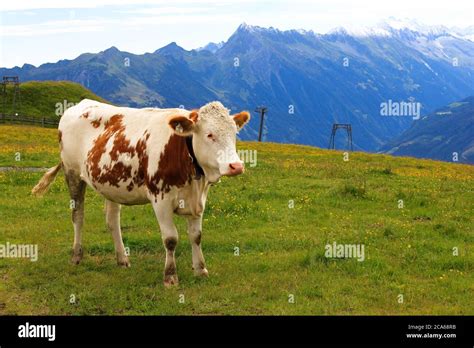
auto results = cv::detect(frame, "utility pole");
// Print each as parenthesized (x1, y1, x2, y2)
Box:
(255, 106, 267, 142)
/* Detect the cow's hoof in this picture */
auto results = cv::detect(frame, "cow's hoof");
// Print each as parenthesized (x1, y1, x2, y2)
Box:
(71, 247, 83, 265)
(164, 275, 179, 288)
(71, 254, 82, 265)
(194, 268, 209, 277)
(116, 253, 131, 268)
(117, 258, 131, 268)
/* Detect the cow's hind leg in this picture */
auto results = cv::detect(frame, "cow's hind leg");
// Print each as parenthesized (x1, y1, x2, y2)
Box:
(187, 216, 208, 277)
(65, 170, 86, 265)
(105, 200, 130, 267)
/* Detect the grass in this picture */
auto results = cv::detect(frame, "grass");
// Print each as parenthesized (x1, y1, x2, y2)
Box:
(1, 81, 107, 119)
(0, 124, 473, 315)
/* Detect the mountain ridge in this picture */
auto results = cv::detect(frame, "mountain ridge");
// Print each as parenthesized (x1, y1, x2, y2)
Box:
(381, 95, 474, 164)
(1, 20, 473, 153)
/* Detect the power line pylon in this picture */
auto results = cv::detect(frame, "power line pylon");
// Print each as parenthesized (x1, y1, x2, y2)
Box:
(2, 76, 21, 117)
(328, 123, 353, 151)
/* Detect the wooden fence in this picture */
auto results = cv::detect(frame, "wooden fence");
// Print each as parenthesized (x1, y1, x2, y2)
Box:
(0, 114, 59, 127)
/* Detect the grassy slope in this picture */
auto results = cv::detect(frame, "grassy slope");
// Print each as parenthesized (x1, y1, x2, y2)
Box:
(1, 81, 107, 119)
(0, 124, 472, 315)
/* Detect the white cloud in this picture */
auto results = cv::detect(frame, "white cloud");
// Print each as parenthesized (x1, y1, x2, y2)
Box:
(0, 0, 262, 12)
(1, 19, 107, 37)
(0, 0, 154, 11)
(114, 6, 214, 16)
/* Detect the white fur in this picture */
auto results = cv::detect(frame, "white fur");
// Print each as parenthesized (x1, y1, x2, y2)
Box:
(192, 101, 242, 182)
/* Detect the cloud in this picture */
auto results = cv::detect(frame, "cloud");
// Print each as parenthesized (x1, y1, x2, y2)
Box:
(114, 6, 215, 16)
(0, 1, 155, 11)
(0, 12, 242, 37)
(1, 19, 107, 37)
(0, 0, 260, 12)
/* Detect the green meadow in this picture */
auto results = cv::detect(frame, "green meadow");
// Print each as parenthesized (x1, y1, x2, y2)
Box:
(1, 81, 106, 120)
(0, 124, 472, 315)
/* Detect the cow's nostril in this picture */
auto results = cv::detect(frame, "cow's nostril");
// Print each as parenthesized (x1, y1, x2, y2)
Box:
(229, 163, 235, 170)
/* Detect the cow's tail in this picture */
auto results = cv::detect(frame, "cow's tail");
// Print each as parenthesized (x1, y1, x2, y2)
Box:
(31, 163, 62, 196)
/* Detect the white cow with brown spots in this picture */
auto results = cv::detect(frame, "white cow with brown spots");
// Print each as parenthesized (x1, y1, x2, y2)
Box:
(32, 99, 250, 287)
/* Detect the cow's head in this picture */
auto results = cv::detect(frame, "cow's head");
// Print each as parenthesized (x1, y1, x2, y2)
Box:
(168, 101, 250, 183)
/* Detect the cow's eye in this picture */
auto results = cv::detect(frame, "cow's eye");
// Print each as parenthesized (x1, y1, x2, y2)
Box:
(207, 133, 214, 140)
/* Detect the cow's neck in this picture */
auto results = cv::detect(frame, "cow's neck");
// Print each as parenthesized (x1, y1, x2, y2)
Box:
(185, 136, 205, 180)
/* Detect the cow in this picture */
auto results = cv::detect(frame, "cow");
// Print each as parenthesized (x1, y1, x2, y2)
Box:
(32, 99, 250, 287)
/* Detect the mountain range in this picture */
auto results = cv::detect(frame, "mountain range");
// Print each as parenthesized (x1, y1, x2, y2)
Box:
(1, 18, 473, 153)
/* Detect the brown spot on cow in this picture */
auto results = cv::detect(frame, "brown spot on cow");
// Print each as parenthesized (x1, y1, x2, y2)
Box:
(133, 134, 149, 188)
(90, 117, 102, 128)
(87, 114, 124, 177)
(109, 128, 135, 162)
(86, 114, 134, 187)
(164, 237, 177, 251)
(98, 162, 132, 187)
(81, 112, 89, 119)
(147, 134, 195, 198)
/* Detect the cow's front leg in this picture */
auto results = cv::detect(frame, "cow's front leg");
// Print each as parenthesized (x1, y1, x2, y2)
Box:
(187, 216, 208, 277)
(152, 199, 179, 287)
(105, 200, 130, 267)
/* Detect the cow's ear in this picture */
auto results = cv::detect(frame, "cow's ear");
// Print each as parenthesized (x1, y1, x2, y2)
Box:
(189, 110, 199, 123)
(168, 115, 195, 136)
(232, 111, 250, 130)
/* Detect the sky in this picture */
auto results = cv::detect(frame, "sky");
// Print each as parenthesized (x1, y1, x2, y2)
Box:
(0, 0, 473, 68)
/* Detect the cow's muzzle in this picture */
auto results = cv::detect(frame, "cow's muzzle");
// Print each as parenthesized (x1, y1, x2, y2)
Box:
(225, 162, 244, 176)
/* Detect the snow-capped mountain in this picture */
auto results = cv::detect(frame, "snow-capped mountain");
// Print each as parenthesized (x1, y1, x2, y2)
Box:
(327, 17, 472, 40)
